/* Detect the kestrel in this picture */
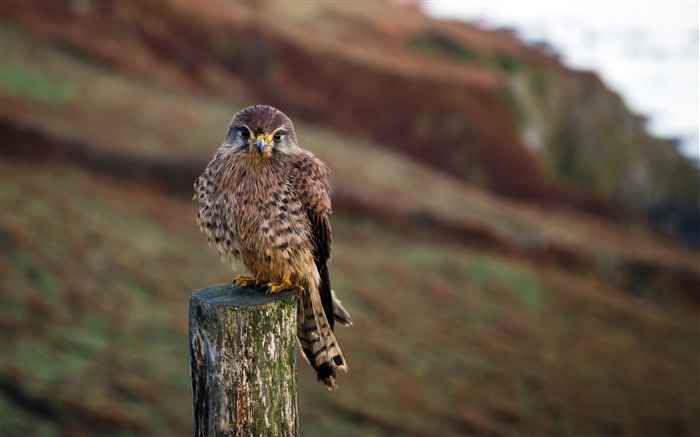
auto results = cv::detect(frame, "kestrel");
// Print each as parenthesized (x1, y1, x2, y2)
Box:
(194, 105, 351, 390)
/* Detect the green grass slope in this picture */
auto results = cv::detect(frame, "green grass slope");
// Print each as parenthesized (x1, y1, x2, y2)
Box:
(3, 159, 698, 436)
(2, 160, 213, 436)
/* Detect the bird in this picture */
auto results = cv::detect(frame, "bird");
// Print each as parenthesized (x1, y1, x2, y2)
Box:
(193, 104, 352, 390)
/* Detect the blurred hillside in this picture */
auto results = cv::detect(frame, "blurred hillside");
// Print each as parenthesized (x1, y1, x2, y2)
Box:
(1, 1, 699, 436)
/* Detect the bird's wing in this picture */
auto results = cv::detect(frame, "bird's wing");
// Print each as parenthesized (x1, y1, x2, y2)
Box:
(289, 150, 334, 329)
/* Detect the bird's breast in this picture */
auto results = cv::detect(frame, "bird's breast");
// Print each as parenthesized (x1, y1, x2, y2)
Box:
(228, 163, 313, 279)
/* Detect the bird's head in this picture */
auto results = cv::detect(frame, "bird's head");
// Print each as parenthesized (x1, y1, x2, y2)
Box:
(225, 105, 298, 159)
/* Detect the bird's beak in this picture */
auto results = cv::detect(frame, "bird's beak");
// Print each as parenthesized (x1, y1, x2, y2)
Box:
(254, 136, 267, 153)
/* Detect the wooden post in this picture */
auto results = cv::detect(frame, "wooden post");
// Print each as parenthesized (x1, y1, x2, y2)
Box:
(189, 283, 299, 437)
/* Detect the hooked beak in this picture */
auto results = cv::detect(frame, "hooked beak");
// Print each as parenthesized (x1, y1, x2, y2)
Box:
(254, 137, 267, 153)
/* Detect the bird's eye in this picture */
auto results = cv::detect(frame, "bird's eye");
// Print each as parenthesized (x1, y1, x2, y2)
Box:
(239, 128, 250, 139)
(273, 131, 285, 142)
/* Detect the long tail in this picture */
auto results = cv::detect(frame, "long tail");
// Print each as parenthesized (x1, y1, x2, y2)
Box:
(297, 288, 348, 391)
(332, 289, 353, 327)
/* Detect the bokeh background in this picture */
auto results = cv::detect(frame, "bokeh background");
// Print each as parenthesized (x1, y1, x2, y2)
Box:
(1, 1, 699, 436)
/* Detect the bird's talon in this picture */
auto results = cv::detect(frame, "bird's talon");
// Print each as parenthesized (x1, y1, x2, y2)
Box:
(267, 279, 304, 294)
(233, 275, 256, 287)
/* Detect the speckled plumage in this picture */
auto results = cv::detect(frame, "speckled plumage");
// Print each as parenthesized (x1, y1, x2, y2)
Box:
(194, 105, 351, 390)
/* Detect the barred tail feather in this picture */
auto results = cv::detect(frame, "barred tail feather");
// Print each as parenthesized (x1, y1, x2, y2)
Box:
(332, 289, 353, 327)
(297, 291, 347, 391)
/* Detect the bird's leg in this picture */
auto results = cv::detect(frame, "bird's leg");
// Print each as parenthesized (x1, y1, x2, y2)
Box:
(267, 276, 304, 294)
(233, 275, 256, 287)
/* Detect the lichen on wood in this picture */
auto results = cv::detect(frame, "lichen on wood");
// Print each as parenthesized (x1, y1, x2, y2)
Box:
(189, 283, 299, 436)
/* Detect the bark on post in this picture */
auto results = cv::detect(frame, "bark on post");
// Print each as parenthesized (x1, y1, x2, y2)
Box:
(189, 283, 299, 437)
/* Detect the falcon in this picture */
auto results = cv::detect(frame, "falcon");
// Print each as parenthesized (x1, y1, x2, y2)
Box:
(194, 104, 351, 390)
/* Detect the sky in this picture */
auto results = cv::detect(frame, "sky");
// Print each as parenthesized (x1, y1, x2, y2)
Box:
(422, 0, 700, 163)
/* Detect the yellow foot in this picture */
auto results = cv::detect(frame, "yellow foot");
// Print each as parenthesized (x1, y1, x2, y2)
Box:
(267, 278, 304, 294)
(233, 275, 255, 287)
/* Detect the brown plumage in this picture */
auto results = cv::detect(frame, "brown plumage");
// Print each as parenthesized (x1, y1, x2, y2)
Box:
(194, 104, 351, 390)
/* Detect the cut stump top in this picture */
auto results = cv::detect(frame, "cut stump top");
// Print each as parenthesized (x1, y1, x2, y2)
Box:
(190, 283, 297, 308)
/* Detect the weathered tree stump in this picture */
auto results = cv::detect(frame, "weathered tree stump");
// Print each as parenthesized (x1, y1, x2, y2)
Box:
(189, 283, 299, 437)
